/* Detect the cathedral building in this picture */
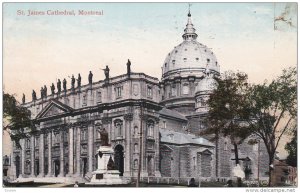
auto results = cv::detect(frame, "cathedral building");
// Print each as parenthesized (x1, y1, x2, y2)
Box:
(11, 11, 269, 183)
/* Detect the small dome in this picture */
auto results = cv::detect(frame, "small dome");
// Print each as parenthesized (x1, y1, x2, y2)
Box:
(196, 74, 218, 93)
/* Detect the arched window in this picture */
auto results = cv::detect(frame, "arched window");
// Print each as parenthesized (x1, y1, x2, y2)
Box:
(114, 119, 123, 137)
(97, 90, 102, 103)
(25, 160, 31, 175)
(147, 86, 153, 97)
(25, 138, 30, 149)
(134, 143, 138, 153)
(134, 159, 138, 169)
(147, 120, 154, 137)
(81, 129, 88, 141)
(133, 126, 139, 137)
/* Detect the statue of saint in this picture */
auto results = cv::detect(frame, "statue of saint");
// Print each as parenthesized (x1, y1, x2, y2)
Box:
(88, 71, 93, 84)
(32, 90, 36, 101)
(57, 79, 61, 93)
(71, 75, 75, 89)
(51, 83, 55, 94)
(63, 78, 67, 91)
(44, 85, 47, 97)
(127, 59, 131, 75)
(77, 73, 81, 87)
(100, 128, 109, 146)
(103, 65, 110, 80)
(40, 87, 44, 98)
(22, 94, 25, 104)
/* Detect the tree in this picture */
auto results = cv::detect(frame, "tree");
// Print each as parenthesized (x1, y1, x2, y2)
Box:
(3, 92, 35, 148)
(202, 71, 253, 177)
(285, 130, 297, 167)
(246, 67, 297, 186)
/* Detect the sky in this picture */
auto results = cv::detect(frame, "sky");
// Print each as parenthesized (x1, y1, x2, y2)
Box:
(2, 2, 298, 157)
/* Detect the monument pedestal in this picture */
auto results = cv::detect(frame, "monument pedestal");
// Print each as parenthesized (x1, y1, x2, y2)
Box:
(87, 146, 129, 185)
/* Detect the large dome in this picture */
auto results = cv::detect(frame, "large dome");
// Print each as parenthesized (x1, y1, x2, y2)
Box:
(162, 12, 220, 79)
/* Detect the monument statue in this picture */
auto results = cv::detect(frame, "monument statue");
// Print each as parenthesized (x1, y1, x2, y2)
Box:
(71, 75, 75, 89)
(103, 65, 110, 80)
(127, 59, 131, 75)
(88, 71, 93, 84)
(63, 78, 67, 91)
(100, 128, 109, 146)
(32, 90, 36, 101)
(44, 85, 47, 97)
(22, 93, 25, 104)
(77, 73, 81, 87)
(57, 79, 61, 93)
(51, 83, 55, 94)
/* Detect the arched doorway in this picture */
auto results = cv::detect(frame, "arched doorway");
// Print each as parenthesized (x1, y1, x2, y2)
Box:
(54, 160, 60, 177)
(114, 145, 124, 176)
(15, 156, 20, 178)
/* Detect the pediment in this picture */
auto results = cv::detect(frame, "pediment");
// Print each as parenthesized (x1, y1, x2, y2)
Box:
(36, 100, 73, 119)
(200, 149, 213, 155)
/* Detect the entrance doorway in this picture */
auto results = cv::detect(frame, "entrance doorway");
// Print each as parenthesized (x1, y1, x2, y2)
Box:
(114, 145, 124, 176)
(54, 160, 60, 177)
(15, 156, 20, 178)
(82, 158, 87, 177)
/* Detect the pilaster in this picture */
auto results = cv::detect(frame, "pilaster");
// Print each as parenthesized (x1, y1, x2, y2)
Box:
(46, 131, 53, 177)
(67, 127, 74, 176)
(30, 136, 35, 177)
(88, 124, 94, 175)
(20, 138, 25, 177)
(58, 130, 64, 177)
(38, 132, 44, 177)
(75, 127, 81, 176)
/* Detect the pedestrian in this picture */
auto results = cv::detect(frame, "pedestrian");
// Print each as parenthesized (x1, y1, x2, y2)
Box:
(74, 181, 79, 187)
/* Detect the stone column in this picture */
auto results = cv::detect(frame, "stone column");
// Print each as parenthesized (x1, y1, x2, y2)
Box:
(68, 127, 74, 176)
(38, 133, 45, 177)
(30, 136, 35, 177)
(88, 124, 94, 174)
(20, 138, 25, 177)
(46, 131, 52, 177)
(58, 130, 65, 177)
(75, 127, 81, 176)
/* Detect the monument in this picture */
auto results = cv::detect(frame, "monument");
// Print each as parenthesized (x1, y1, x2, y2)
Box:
(87, 129, 129, 185)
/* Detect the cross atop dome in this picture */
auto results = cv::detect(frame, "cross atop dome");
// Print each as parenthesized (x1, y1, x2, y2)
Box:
(182, 5, 198, 41)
